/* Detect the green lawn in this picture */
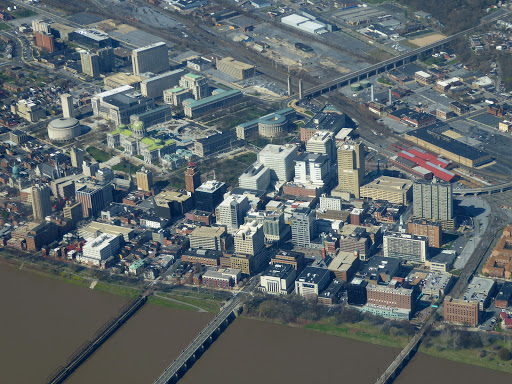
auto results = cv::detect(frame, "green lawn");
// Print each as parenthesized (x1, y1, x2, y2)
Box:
(305, 321, 409, 349)
(148, 295, 197, 311)
(198, 152, 257, 188)
(86, 147, 111, 162)
(0, 22, 11, 30)
(12, 8, 37, 18)
(112, 162, 141, 174)
(377, 77, 393, 86)
(94, 281, 141, 299)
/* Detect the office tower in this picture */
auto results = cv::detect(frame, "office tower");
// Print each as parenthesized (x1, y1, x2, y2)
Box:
(257, 144, 297, 182)
(70, 147, 84, 170)
(189, 226, 227, 251)
(306, 130, 335, 165)
(291, 207, 316, 247)
(184, 163, 201, 193)
(75, 182, 113, 218)
(215, 195, 250, 234)
(337, 141, 365, 198)
(63, 200, 83, 226)
(234, 221, 265, 256)
(31, 184, 52, 221)
(32, 19, 51, 33)
(383, 233, 428, 264)
(61, 93, 74, 118)
(97, 47, 115, 73)
(407, 219, 443, 248)
(136, 167, 153, 192)
(194, 180, 227, 213)
(82, 162, 100, 178)
(293, 153, 330, 186)
(131, 42, 168, 75)
(413, 180, 453, 221)
(80, 50, 100, 77)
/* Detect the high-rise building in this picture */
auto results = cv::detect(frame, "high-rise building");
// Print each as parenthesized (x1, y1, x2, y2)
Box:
(61, 93, 74, 118)
(194, 180, 227, 213)
(136, 167, 153, 192)
(131, 42, 169, 75)
(413, 180, 453, 221)
(234, 221, 265, 256)
(306, 130, 336, 164)
(189, 226, 227, 251)
(31, 184, 52, 221)
(383, 233, 428, 264)
(35, 31, 56, 53)
(75, 182, 113, 218)
(80, 50, 100, 77)
(184, 163, 201, 193)
(32, 19, 51, 33)
(291, 207, 316, 247)
(293, 153, 330, 186)
(407, 219, 443, 248)
(97, 47, 115, 73)
(63, 199, 83, 226)
(257, 144, 297, 183)
(336, 141, 364, 198)
(444, 296, 479, 327)
(215, 194, 250, 234)
(70, 147, 84, 170)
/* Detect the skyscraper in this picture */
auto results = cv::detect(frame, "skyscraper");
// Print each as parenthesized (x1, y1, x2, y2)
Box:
(306, 130, 335, 165)
(61, 93, 74, 118)
(215, 194, 250, 234)
(31, 184, 52, 221)
(184, 163, 201, 193)
(97, 47, 115, 73)
(131, 42, 169, 75)
(80, 50, 100, 77)
(413, 180, 453, 221)
(70, 147, 85, 170)
(136, 167, 153, 192)
(291, 207, 316, 247)
(336, 141, 365, 198)
(63, 200, 83, 226)
(257, 144, 297, 182)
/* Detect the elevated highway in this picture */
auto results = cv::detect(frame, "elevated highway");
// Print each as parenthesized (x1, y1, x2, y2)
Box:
(453, 180, 512, 196)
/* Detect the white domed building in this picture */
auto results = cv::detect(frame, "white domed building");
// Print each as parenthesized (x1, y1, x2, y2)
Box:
(47, 118, 82, 142)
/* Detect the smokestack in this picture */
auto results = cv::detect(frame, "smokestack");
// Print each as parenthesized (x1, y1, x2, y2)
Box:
(287, 75, 292, 96)
(388, 88, 392, 105)
(299, 79, 303, 100)
(370, 84, 374, 102)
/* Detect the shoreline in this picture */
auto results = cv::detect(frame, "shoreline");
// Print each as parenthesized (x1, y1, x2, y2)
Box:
(1, 253, 511, 374)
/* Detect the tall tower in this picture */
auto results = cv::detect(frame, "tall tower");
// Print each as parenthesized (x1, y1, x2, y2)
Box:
(413, 180, 453, 221)
(63, 200, 83, 226)
(299, 79, 304, 100)
(70, 147, 85, 170)
(136, 167, 153, 192)
(184, 163, 201, 194)
(287, 75, 292, 96)
(336, 141, 365, 198)
(61, 93, 74, 118)
(31, 184, 52, 221)
(80, 50, 100, 78)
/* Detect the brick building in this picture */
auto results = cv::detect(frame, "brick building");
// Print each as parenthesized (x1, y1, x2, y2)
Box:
(444, 296, 479, 327)
(407, 219, 442, 248)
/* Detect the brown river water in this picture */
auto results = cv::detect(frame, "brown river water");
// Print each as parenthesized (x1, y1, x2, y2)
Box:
(1, 262, 510, 384)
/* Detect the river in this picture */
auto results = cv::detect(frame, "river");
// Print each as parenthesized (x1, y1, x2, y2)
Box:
(1, 261, 511, 384)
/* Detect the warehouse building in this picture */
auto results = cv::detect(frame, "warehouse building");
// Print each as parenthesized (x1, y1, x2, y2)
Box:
(216, 57, 255, 80)
(281, 14, 328, 35)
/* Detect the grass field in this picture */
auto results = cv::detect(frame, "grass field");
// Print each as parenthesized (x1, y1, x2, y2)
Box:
(11, 8, 37, 18)
(86, 147, 111, 162)
(199, 152, 257, 188)
(112, 162, 141, 175)
(0, 22, 11, 30)
(94, 281, 141, 299)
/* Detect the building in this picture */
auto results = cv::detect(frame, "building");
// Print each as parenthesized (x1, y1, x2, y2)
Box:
(413, 180, 453, 222)
(136, 167, 153, 192)
(47, 118, 81, 142)
(183, 89, 243, 118)
(295, 266, 331, 297)
(239, 163, 271, 191)
(319, 195, 342, 211)
(193, 131, 238, 158)
(495, 282, 512, 309)
(104, 73, 145, 89)
(195, 180, 227, 213)
(79, 221, 135, 242)
(153, 190, 193, 218)
(444, 296, 479, 327)
(179, 73, 210, 100)
(281, 14, 328, 35)
(257, 144, 297, 183)
(336, 141, 365, 198)
(291, 207, 316, 247)
(363, 283, 414, 320)
(184, 163, 201, 194)
(91, 86, 156, 126)
(414, 70, 432, 85)
(270, 250, 305, 271)
(358, 256, 401, 284)
(347, 277, 368, 305)
(132, 42, 169, 75)
(245, 210, 288, 244)
(31, 184, 52, 221)
(75, 182, 113, 218)
(11, 99, 45, 123)
(236, 108, 295, 140)
(426, 250, 456, 272)
(234, 221, 265, 256)
(80, 233, 121, 267)
(359, 176, 413, 205)
(9, 130, 29, 145)
(383, 233, 428, 264)
(462, 277, 496, 311)
(422, 272, 453, 298)
(408, 219, 442, 248)
(215, 194, 250, 234)
(140, 69, 184, 98)
(63, 200, 83, 226)
(301, 104, 346, 143)
(61, 93, 74, 119)
(80, 48, 115, 77)
(202, 268, 241, 289)
(216, 57, 255, 80)
(293, 153, 330, 188)
(404, 124, 492, 168)
(259, 264, 297, 294)
(482, 225, 512, 279)
(189, 226, 227, 251)
(35, 31, 56, 53)
(164, 87, 192, 106)
(182, 248, 221, 266)
(306, 131, 336, 164)
(69, 28, 114, 48)
(327, 251, 359, 281)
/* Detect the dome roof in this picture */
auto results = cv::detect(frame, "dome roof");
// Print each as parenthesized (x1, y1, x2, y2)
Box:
(49, 118, 79, 129)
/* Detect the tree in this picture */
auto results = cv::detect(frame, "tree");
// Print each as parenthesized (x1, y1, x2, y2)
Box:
(335, 308, 363, 324)
(498, 347, 511, 361)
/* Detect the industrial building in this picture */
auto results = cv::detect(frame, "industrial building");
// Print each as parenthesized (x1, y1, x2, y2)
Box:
(281, 14, 328, 35)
